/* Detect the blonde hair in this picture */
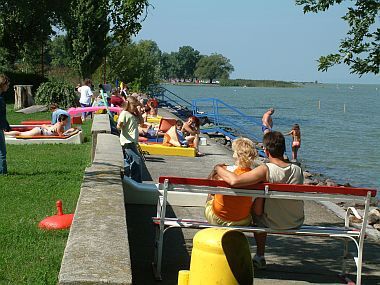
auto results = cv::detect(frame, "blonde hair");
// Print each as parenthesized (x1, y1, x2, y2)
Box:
(232, 137, 257, 168)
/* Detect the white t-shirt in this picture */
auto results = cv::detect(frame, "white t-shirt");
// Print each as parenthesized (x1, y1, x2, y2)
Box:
(78, 85, 93, 105)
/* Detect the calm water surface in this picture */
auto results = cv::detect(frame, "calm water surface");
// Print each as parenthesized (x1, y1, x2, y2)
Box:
(165, 84, 380, 196)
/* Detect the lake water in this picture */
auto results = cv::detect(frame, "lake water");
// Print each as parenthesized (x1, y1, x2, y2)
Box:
(165, 84, 380, 196)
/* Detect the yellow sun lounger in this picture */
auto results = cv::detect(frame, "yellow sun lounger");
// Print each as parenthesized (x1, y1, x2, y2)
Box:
(139, 143, 196, 157)
(146, 116, 162, 124)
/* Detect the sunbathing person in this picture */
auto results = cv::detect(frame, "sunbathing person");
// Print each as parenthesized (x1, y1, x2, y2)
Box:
(5, 114, 75, 137)
(205, 137, 261, 226)
(181, 116, 203, 156)
(212, 131, 304, 269)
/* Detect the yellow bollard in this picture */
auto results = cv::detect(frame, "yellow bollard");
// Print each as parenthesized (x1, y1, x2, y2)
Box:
(178, 270, 190, 285)
(183, 228, 253, 285)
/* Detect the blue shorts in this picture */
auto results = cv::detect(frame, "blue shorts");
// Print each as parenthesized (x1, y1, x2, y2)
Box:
(262, 125, 271, 133)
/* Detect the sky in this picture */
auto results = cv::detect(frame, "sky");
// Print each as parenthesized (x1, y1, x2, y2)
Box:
(134, 0, 379, 84)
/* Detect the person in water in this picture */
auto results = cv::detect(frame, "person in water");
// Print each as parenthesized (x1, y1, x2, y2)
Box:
(205, 137, 262, 226)
(285, 123, 301, 161)
(261, 108, 275, 134)
(5, 114, 74, 137)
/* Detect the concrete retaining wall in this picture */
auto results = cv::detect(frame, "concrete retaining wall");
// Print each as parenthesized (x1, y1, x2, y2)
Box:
(59, 114, 132, 284)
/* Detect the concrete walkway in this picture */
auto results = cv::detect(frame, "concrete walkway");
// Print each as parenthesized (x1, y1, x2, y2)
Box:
(126, 109, 380, 284)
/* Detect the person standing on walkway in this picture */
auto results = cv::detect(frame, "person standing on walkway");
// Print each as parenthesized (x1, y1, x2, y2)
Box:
(0, 74, 11, 174)
(117, 96, 144, 182)
(261, 108, 275, 134)
(78, 78, 94, 120)
(212, 131, 304, 269)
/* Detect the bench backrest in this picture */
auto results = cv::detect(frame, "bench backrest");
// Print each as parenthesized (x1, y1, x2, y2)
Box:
(158, 176, 377, 203)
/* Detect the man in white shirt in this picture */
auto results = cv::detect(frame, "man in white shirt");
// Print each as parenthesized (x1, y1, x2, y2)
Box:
(78, 78, 93, 120)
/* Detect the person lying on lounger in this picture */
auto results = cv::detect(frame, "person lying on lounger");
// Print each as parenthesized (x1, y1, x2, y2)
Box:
(5, 114, 76, 137)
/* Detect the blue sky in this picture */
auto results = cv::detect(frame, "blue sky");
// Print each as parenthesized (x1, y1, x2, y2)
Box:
(134, 1, 379, 84)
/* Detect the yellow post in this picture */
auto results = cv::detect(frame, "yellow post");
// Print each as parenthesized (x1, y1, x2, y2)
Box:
(178, 270, 190, 285)
(185, 228, 253, 285)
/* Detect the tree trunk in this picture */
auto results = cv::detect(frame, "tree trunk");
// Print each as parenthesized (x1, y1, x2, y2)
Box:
(14, 85, 34, 110)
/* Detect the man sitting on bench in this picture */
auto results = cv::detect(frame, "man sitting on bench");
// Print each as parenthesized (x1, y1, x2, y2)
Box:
(212, 131, 304, 269)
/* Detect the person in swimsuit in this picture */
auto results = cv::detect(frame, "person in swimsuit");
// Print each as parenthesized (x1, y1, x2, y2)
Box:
(261, 108, 275, 134)
(284, 124, 301, 161)
(5, 114, 74, 137)
(181, 116, 203, 156)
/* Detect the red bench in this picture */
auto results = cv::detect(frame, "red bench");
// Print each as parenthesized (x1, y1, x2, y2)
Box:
(152, 176, 377, 284)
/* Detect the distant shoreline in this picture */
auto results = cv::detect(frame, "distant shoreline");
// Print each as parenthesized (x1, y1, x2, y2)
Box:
(162, 79, 304, 88)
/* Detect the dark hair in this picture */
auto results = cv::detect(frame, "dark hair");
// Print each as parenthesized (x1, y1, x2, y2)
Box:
(188, 116, 200, 128)
(176, 120, 184, 127)
(58, 114, 68, 122)
(262, 131, 286, 158)
(0, 74, 10, 88)
(50, 103, 59, 110)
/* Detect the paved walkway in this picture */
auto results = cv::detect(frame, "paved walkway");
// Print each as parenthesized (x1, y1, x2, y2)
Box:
(125, 108, 380, 284)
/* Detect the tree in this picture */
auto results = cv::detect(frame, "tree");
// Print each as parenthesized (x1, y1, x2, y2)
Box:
(296, 0, 380, 75)
(0, 0, 65, 69)
(0, 0, 150, 79)
(176, 46, 201, 81)
(195, 54, 234, 83)
(108, 40, 161, 90)
(47, 35, 72, 68)
(66, 0, 110, 79)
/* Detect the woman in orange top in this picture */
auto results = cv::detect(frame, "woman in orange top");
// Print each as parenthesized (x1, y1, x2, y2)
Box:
(205, 137, 263, 226)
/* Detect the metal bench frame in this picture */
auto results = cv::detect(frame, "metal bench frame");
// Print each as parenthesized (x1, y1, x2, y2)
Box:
(152, 177, 377, 284)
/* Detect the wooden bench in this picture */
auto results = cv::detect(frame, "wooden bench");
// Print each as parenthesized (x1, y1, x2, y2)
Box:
(152, 176, 377, 284)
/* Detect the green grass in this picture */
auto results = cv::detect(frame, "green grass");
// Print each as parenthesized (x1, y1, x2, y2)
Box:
(0, 106, 92, 284)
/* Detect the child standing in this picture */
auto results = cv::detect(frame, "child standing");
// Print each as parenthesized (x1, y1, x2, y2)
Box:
(285, 124, 301, 161)
(117, 96, 144, 182)
(205, 137, 262, 226)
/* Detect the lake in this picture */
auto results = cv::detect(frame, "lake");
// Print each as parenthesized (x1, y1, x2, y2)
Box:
(164, 83, 380, 197)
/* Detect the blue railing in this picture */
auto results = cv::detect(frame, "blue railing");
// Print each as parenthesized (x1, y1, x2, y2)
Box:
(148, 85, 192, 110)
(148, 86, 266, 156)
(192, 98, 262, 142)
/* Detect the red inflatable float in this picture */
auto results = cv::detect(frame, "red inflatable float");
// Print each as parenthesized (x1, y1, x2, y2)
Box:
(39, 200, 74, 230)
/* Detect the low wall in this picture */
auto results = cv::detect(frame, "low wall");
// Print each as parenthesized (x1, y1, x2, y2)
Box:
(59, 116, 132, 284)
(91, 114, 111, 161)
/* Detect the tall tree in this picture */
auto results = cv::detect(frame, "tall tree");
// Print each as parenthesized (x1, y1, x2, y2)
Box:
(66, 0, 110, 79)
(0, 0, 59, 70)
(176, 46, 201, 81)
(296, 0, 380, 75)
(109, 40, 161, 90)
(195, 54, 234, 84)
(159, 52, 180, 80)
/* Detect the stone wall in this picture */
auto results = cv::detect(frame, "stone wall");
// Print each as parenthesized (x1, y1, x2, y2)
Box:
(59, 114, 132, 284)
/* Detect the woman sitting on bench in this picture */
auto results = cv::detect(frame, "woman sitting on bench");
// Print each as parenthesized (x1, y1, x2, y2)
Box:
(5, 114, 75, 137)
(205, 137, 261, 226)
(212, 131, 304, 269)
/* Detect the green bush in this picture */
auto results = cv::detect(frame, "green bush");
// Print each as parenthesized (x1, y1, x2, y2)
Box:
(35, 80, 79, 108)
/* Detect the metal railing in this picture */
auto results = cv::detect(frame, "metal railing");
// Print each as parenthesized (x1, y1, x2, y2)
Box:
(192, 98, 262, 142)
(147, 84, 192, 110)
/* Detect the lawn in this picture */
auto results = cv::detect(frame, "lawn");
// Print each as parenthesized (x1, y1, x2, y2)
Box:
(0, 105, 92, 284)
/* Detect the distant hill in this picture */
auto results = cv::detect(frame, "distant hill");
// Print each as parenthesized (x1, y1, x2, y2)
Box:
(220, 79, 298, 88)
